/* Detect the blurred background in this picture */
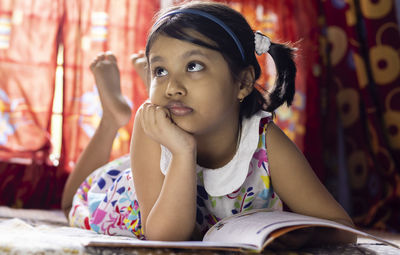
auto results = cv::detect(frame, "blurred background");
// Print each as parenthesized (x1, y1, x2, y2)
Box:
(0, 0, 399, 232)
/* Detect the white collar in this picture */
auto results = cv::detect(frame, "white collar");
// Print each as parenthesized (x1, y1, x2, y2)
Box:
(201, 111, 270, 196)
(160, 111, 271, 196)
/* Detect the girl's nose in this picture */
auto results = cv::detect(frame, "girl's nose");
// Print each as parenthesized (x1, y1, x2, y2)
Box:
(165, 79, 186, 97)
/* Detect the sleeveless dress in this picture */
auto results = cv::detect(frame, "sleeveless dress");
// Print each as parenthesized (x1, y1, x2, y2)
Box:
(69, 110, 282, 239)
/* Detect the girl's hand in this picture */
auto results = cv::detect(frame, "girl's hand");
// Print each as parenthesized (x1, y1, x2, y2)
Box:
(139, 102, 196, 155)
(131, 102, 197, 241)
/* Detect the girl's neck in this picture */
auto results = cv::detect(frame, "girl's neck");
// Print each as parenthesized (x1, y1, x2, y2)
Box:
(195, 119, 241, 169)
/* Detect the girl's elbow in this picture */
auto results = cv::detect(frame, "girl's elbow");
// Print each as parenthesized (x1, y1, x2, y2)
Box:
(60, 198, 72, 219)
(146, 232, 192, 241)
(145, 228, 193, 241)
(335, 230, 357, 244)
(62, 206, 71, 219)
(335, 216, 355, 229)
(144, 221, 195, 241)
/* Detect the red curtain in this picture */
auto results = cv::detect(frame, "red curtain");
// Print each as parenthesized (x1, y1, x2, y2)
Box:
(320, 0, 400, 231)
(223, 0, 400, 231)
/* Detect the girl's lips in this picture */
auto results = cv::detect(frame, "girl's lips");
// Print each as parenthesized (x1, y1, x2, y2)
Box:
(166, 101, 193, 116)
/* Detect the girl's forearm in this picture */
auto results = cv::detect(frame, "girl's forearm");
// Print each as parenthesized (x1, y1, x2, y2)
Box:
(145, 152, 198, 241)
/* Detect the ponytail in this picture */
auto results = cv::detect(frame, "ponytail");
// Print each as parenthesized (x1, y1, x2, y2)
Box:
(240, 40, 296, 118)
(263, 42, 297, 113)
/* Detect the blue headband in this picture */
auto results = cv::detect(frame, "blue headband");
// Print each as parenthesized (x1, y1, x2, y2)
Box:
(155, 9, 245, 61)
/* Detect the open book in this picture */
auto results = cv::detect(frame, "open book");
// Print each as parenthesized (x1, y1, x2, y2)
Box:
(84, 209, 400, 252)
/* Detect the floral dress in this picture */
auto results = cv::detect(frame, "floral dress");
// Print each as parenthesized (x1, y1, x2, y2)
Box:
(69, 110, 282, 239)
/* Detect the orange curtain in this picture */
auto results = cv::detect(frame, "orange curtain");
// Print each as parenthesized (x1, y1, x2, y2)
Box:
(0, 0, 62, 164)
(0, 0, 159, 208)
(61, 0, 159, 172)
(0, 0, 65, 208)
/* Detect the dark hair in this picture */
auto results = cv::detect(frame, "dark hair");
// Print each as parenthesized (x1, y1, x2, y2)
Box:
(145, 1, 296, 117)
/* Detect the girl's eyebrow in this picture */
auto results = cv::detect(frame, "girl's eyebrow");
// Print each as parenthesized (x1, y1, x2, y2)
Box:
(181, 49, 209, 59)
(150, 49, 209, 65)
(149, 55, 163, 64)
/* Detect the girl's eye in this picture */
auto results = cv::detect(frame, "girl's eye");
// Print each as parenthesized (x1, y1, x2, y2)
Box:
(154, 67, 168, 77)
(187, 62, 204, 72)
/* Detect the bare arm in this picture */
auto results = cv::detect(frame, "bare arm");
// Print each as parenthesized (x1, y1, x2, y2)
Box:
(266, 122, 356, 246)
(131, 104, 197, 241)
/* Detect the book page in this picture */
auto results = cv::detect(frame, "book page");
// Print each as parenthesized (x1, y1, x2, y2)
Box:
(85, 209, 399, 251)
(203, 209, 277, 247)
(85, 238, 257, 251)
(203, 209, 400, 249)
(0, 218, 253, 252)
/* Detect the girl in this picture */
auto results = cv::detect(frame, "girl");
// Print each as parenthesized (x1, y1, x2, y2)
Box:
(62, 1, 356, 246)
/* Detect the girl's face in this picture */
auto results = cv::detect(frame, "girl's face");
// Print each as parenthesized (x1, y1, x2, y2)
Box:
(147, 33, 241, 136)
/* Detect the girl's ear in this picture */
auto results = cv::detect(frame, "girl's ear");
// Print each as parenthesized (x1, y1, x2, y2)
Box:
(237, 66, 255, 100)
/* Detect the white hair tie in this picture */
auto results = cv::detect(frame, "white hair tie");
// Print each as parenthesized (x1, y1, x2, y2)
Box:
(254, 31, 271, 55)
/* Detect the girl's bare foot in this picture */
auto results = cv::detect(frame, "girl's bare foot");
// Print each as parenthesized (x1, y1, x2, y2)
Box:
(90, 52, 132, 127)
(130, 51, 148, 90)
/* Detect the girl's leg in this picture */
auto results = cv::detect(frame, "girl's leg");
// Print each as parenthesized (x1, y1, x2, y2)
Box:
(61, 52, 131, 217)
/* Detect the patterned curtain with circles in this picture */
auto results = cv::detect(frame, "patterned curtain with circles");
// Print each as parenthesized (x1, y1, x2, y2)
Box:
(320, 0, 400, 231)
(61, 0, 159, 173)
(217, 0, 400, 231)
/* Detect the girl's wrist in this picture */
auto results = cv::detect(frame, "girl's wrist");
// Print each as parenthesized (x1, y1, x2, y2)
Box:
(171, 147, 197, 163)
(168, 147, 197, 175)
(168, 137, 197, 156)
